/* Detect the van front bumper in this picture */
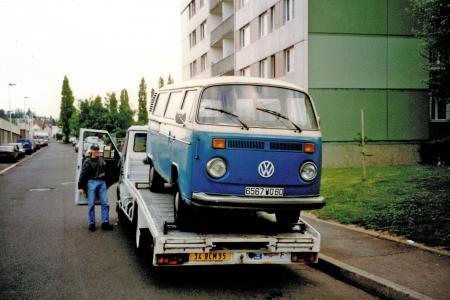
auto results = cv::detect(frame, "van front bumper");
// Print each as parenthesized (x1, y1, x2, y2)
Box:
(191, 193, 325, 210)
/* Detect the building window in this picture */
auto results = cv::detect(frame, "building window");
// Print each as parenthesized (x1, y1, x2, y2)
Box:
(200, 53, 207, 72)
(259, 59, 268, 78)
(431, 99, 450, 121)
(259, 12, 268, 38)
(200, 21, 207, 40)
(240, 24, 250, 49)
(190, 30, 197, 48)
(239, 0, 249, 9)
(270, 55, 276, 78)
(240, 67, 250, 77)
(284, 0, 294, 23)
(190, 60, 197, 78)
(189, 1, 196, 19)
(270, 6, 275, 32)
(199, 0, 204, 9)
(284, 47, 294, 73)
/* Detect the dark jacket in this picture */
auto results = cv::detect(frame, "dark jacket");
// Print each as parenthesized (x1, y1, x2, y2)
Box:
(78, 157, 107, 191)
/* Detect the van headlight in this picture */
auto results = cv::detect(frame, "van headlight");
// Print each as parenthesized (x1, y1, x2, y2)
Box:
(206, 157, 227, 179)
(300, 162, 317, 181)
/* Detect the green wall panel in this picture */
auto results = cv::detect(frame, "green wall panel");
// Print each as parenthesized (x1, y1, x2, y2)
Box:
(387, 90, 429, 140)
(309, 0, 387, 35)
(309, 34, 387, 89)
(388, 0, 415, 35)
(387, 37, 428, 89)
(310, 89, 388, 142)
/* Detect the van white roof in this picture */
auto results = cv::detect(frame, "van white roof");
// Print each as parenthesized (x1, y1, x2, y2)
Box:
(160, 76, 308, 94)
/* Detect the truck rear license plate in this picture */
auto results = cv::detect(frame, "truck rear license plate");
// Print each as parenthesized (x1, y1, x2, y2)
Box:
(189, 252, 231, 262)
(245, 187, 284, 197)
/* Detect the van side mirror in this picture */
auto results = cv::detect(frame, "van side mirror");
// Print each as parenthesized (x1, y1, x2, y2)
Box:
(175, 111, 186, 125)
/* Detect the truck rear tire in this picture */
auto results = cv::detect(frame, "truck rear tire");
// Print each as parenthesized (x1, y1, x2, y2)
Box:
(148, 165, 164, 192)
(275, 210, 301, 224)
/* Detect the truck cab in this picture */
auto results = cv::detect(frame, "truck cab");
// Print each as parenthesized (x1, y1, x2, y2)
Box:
(116, 126, 148, 221)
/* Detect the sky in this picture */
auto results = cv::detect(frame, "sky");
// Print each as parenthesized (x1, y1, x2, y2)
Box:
(0, 0, 182, 118)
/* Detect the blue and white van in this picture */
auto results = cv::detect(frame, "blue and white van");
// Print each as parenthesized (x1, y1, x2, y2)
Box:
(147, 77, 324, 225)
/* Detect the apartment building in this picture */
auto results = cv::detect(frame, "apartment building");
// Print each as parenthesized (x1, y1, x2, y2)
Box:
(180, 0, 433, 167)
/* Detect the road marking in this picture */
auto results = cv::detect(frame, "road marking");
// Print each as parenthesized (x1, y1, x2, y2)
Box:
(29, 187, 55, 192)
(60, 181, 74, 185)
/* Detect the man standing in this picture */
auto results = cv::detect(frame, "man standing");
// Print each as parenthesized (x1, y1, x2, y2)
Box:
(78, 143, 114, 231)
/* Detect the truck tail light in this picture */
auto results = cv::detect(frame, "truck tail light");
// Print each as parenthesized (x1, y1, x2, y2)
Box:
(291, 253, 317, 263)
(212, 138, 226, 149)
(156, 254, 188, 265)
(304, 143, 315, 154)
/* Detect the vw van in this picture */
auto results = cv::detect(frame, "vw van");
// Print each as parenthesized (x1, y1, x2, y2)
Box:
(147, 77, 324, 225)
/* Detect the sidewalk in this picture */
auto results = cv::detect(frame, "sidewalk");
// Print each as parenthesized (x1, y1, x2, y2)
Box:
(303, 215, 450, 299)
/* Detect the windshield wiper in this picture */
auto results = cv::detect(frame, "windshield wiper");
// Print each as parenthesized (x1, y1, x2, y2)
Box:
(256, 107, 302, 133)
(204, 107, 249, 130)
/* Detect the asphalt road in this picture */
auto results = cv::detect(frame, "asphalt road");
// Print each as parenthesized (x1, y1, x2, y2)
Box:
(0, 143, 375, 299)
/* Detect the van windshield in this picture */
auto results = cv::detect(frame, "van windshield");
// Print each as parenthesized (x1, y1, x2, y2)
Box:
(197, 85, 318, 130)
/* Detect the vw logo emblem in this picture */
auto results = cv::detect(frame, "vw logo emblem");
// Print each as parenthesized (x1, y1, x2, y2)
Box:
(258, 161, 275, 178)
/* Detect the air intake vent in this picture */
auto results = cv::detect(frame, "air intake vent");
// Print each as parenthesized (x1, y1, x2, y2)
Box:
(227, 140, 264, 150)
(270, 142, 303, 151)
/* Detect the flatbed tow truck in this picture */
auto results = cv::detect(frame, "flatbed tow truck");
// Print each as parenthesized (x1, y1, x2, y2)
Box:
(75, 127, 321, 267)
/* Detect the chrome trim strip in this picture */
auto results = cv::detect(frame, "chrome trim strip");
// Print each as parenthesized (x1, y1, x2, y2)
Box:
(192, 193, 325, 205)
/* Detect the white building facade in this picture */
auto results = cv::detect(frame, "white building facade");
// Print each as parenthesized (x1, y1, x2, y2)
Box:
(180, 0, 307, 89)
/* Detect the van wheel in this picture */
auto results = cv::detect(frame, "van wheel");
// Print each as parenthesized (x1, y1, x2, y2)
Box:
(275, 210, 301, 224)
(148, 165, 164, 192)
(174, 182, 190, 227)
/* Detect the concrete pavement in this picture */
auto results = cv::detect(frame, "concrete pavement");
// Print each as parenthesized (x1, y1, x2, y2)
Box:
(304, 215, 450, 299)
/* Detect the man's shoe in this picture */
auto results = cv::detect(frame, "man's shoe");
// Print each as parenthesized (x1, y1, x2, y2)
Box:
(101, 222, 114, 231)
(89, 224, 96, 232)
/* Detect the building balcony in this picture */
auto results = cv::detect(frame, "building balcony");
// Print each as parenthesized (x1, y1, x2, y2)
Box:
(210, 15, 234, 48)
(210, 0, 233, 14)
(211, 53, 234, 76)
(209, 0, 222, 13)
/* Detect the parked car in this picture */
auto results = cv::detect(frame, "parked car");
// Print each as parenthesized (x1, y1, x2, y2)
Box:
(0, 143, 20, 162)
(9, 143, 26, 158)
(17, 138, 34, 155)
(147, 77, 325, 225)
(33, 139, 41, 150)
(38, 138, 48, 147)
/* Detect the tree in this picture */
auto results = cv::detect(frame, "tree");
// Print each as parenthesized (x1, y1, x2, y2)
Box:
(137, 77, 148, 124)
(119, 89, 134, 130)
(410, 0, 450, 105)
(167, 74, 174, 85)
(106, 92, 118, 114)
(59, 76, 75, 143)
(158, 76, 164, 89)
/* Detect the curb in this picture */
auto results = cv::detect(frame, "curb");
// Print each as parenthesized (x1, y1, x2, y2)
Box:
(303, 213, 450, 257)
(313, 254, 433, 300)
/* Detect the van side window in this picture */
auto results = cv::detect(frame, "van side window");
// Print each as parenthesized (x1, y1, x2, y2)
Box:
(164, 91, 184, 119)
(153, 92, 169, 117)
(181, 90, 197, 121)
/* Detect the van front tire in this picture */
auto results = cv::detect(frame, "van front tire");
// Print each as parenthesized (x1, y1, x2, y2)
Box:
(174, 183, 190, 227)
(275, 210, 301, 224)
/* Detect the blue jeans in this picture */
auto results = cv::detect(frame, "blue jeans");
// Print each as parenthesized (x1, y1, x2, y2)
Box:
(87, 179, 109, 225)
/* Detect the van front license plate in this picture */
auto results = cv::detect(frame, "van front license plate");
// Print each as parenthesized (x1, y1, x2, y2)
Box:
(245, 187, 284, 197)
(189, 252, 231, 262)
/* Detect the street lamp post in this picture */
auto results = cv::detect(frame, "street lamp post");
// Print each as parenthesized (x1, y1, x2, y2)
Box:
(8, 83, 16, 142)
(24, 96, 30, 138)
